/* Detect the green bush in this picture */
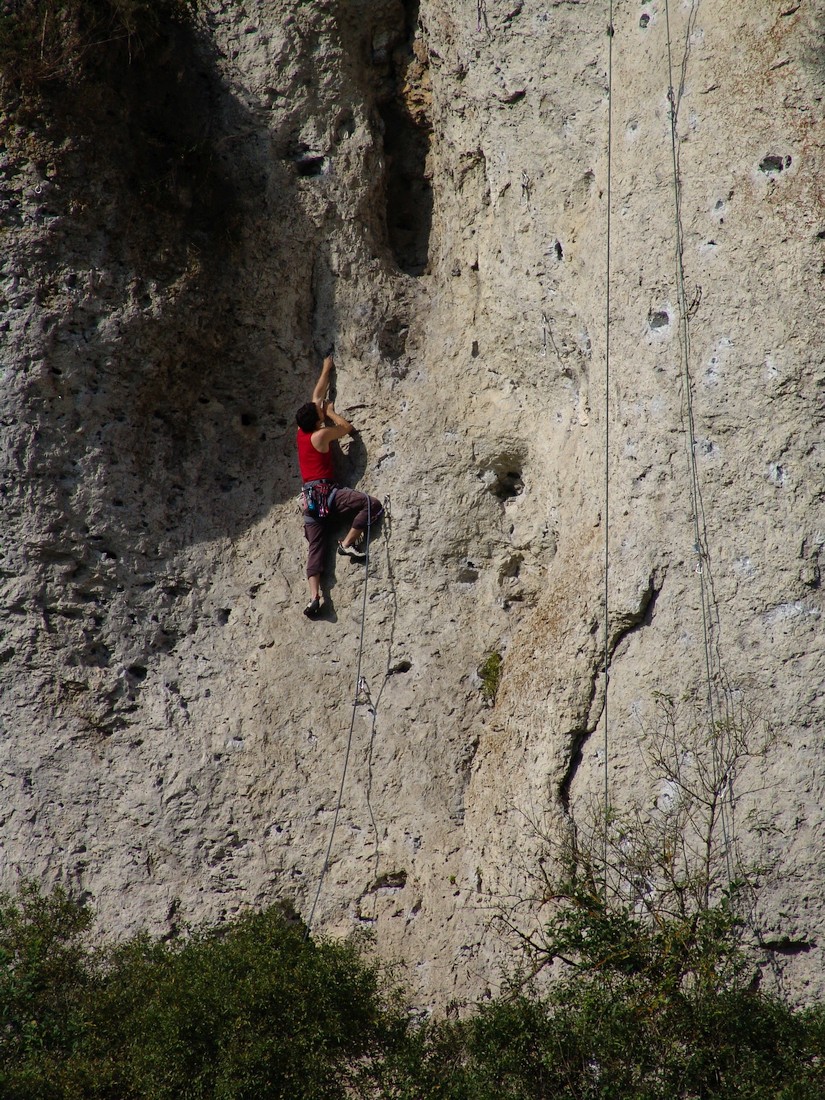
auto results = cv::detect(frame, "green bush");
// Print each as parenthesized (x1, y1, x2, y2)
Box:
(0, 882, 96, 1099)
(97, 908, 404, 1100)
(0, 886, 407, 1100)
(2, 881, 825, 1099)
(478, 652, 502, 703)
(382, 699, 825, 1099)
(389, 925, 825, 1099)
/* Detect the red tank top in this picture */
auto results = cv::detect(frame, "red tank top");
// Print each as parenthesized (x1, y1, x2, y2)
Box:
(297, 429, 335, 482)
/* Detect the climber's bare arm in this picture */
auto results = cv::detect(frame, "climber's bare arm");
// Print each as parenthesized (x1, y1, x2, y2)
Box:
(312, 403, 354, 450)
(312, 354, 334, 409)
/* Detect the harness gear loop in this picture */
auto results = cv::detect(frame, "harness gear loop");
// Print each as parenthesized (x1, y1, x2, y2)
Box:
(300, 479, 336, 520)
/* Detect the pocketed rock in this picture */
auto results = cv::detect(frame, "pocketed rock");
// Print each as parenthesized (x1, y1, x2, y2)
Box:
(0, 0, 823, 1008)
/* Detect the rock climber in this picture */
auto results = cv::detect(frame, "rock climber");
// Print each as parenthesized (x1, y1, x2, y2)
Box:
(295, 352, 384, 619)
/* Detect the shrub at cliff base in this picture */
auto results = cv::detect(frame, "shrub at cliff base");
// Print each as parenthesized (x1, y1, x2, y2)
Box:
(392, 886, 825, 1099)
(0, 883, 404, 1100)
(2, 883, 825, 1099)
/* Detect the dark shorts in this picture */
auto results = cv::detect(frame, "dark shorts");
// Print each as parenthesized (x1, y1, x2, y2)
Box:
(303, 487, 384, 577)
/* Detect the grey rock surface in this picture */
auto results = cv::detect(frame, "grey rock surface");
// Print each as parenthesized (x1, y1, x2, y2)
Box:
(0, 0, 823, 1008)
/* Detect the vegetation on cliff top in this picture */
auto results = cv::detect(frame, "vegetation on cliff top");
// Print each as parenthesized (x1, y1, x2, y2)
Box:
(0, 0, 198, 87)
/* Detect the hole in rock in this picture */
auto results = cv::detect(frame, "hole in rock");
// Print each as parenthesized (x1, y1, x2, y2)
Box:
(295, 155, 325, 177)
(373, 870, 407, 890)
(471, 340, 479, 357)
(648, 310, 670, 330)
(240, 411, 257, 427)
(457, 562, 479, 583)
(492, 471, 524, 501)
(378, 316, 409, 360)
(555, 240, 564, 260)
(758, 154, 786, 174)
(499, 554, 523, 580)
(127, 664, 148, 680)
(334, 110, 355, 142)
(379, 0, 432, 276)
(480, 451, 527, 503)
(640, 12, 650, 27)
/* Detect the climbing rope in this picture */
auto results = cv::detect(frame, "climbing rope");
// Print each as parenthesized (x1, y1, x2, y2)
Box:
(663, 0, 733, 876)
(306, 495, 373, 935)
(363, 498, 394, 921)
(602, 0, 615, 896)
(664, 0, 716, 723)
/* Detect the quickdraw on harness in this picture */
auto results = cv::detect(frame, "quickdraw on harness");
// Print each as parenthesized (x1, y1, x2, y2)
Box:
(300, 479, 335, 520)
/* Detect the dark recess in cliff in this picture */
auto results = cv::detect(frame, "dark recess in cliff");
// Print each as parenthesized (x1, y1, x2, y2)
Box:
(379, 0, 432, 276)
(1, 10, 312, 561)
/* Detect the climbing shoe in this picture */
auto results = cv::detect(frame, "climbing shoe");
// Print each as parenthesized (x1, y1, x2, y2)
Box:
(303, 597, 322, 618)
(337, 540, 366, 562)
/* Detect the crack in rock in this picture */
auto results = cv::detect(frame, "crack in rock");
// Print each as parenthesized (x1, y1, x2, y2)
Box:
(762, 936, 814, 956)
(557, 573, 661, 812)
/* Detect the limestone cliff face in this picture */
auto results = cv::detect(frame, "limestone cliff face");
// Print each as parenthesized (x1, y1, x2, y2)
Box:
(1, 0, 823, 1007)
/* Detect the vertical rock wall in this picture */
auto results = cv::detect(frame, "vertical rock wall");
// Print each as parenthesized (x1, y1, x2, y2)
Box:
(0, 0, 823, 1007)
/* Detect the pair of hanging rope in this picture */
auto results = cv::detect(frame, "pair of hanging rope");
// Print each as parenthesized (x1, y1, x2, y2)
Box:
(602, 1, 615, 892)
(663, 0, 734, 877)
(663, 0, 716, 727)
(306, 498, 373, 935)
(602, 2, 731, 889)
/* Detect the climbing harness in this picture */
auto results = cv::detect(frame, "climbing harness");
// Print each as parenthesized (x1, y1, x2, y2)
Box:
(300, 479, 336, 520)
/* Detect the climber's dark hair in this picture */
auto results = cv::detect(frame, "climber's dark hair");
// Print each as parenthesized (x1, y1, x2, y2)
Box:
(295, 402, 320, 433)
